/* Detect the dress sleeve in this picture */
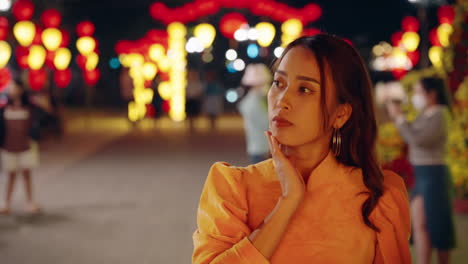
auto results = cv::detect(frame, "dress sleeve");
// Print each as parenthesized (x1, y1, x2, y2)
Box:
(396, 110, 446, 148)
(192, 162, 269, 264)
(372, 170, 411, 264)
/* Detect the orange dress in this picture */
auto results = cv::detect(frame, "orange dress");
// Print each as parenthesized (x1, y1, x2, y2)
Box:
(192, 152, 411, 263)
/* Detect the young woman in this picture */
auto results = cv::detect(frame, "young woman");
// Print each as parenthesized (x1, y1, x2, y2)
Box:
(193, 34, 411, 263)
(387, 77, 456, 264)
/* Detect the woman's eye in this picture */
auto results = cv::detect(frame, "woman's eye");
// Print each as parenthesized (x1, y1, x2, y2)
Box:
(299, 87, 313, 93)
(272, 80, 283, 88)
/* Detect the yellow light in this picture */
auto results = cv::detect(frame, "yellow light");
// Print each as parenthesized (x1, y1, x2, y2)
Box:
(281, 19, 303, 37)
(129, 66, 142, 80)
(41, 28, 62, 51)
(167, 22, 186, 39)
(255, 22, 276, 47)
(76, 36, 96, 56)
(128, 102, 146, 122)
(169, 94, 186, 121)
(142, 62, 158, 81)
(194, 23, 216, 48)
(372, 45, 384, 56)
(28, 45, 46, 70)
(127, 53, 144, 68)
(13, 21, 36, 47)
(0, 41, 11, 68)
(437, 23, 453, 47)
(54, 48, 71, 70)
(429, 46, 443, 67)
(158, 81, 172, 100)
(149, 44, 165, 62)
(158, 57, 171, 72)
(391, 48, 409, 69)
(401, 32, 420, 52)
(85, 52, 99, 71)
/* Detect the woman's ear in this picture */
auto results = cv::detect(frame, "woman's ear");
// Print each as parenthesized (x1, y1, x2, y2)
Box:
(333, 103, 352, 128)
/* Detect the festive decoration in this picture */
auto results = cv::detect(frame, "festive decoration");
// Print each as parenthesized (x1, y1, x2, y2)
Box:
(41, 9, 61, 28)
(28, 68, 47, 91)
(402, 16, 420, 32)
(12, 0, 34, 21)
(76, 21, 95, 37)
(255, 22, 275, 47)
(13, 20, 35, 46)
(53, 68, 71, 88)
(54, 47, 71, 70)
(0, 17, 9, 40)
(0, 40, 11, 68)
(85, 52, 99, 71)
(401, 32, 420, 52)
(194, 23, 216, 48)
(27, 45, 46, 70)
(83, 68, 100, 86)
(76, 36, 96, 56)
(219, 13, 247, 39)
(42, 27, 62, 51)
(0, 67, 11, 91)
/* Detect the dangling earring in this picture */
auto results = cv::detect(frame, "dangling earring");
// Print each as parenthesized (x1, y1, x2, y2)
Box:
(332, 127, 342, 157)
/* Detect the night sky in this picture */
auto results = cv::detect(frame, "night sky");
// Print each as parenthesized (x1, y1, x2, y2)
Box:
(20, 0, 455, 105)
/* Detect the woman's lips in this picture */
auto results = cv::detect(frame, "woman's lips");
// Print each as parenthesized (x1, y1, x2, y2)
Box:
(272, 116, 293, 127)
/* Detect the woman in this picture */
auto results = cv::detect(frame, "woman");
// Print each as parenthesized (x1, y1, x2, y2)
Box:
(387, 77, 456, 264)
(193, 34, 411, 263)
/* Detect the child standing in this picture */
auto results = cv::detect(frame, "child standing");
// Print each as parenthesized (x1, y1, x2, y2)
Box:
(0, 78, 41, 214)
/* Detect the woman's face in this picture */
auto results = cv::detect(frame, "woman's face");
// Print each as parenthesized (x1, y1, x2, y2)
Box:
(268, 46, 338, 147)
(8, 82, 22, 100)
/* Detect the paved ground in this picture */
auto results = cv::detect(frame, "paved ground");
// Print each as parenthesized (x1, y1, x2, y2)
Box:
(0, 112, 466, 264)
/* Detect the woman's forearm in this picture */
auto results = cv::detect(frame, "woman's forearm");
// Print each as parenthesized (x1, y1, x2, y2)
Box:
(248, 196, 300, 259)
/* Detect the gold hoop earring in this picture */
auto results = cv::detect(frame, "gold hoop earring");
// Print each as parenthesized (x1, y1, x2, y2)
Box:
(332, 128, 342, 157)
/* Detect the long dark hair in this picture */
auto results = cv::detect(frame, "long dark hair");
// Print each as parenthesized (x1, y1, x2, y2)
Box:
(420, 77, 451, 107)
(7, 78, 31, 107)
(273, 34, 384, 232)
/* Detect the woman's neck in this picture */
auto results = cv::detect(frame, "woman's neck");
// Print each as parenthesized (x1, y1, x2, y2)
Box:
(281, 138, 330, 183)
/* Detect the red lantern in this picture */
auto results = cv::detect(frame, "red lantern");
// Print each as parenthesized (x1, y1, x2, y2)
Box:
(28, 69, 47, 91)
(302, 28, 321, 37)
(12, 0, 34, 21)
(32, 26, 43, 45)
(45, 51, 56, 69)
(76, 21, 95, 37)
(0, 67, 12, 92)
(219, 13, 247, 39)
(115, 40, 132, 54)
(301, 3, 322, 23)
(146, 104, 155, 118)
(76, 54, 86, 69)
(406, 50, 420, 66)
(41, 9, 62, 28)
(391, 31, 403, 47)
(54, 69, 72, 88)
(15, 46, 29, 69)
(392, 69, 407, 80)
(402, 16, 419, 32)
(83, 69, 100, 86)
(60, 29, 70, 47)
(162, 100, 170, 113)
(437, 5, 455, 25)
(429, 28, 441, 46)
(0, 17, 8, 28)
(0, 17, 8, 40)
(150, 2, 168, 20)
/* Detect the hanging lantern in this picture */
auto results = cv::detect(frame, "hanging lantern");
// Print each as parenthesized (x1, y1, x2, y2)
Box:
(149, 44, 165, 62)
(401, 16, 420, 32)
(53, 68, 72, 88)
(60, 29, 70, 47)
(76, 21, 95, 37)
(167, 22, 186, 39)
(429, 28, 441, 46)
(158, 81, 172, 100)
(194, 23, 216, 48)
(28, 68, 47, 91)
(13, 21, 35, 47)
(41, 9, 62, 28)
(15, 46, 29, 69)
(76, 36, 96, 56)
(158, 56, 171, 72)
(85, 52, 99, 71)
(54, 47, 71, 70)
(282, 19, 303, 37)
(42, 28, 62, 51)
(12, 0, 34, 21)
(391, 31, 403, 47)
(0, 40, 11, 68)
(76, 54, 86, 69)
(429, 46, 443, 68)
(142, 62, 158, 81)
(0, 17, 9, 41)
(28, 45, 46, 70)
(401, 32, 420, 52)
(219, 13, 247, 39)
(437, 5, 455, 25)
(255, 22, 276, 47)
(0, 67, 11, 92)
(406, 50, 420, 67)
(44, 50, 55, 69)
(437, 23, 453, 47)
(83, 68, 100, 86)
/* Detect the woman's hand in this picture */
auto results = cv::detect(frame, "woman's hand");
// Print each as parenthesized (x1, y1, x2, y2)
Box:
(265, 131, 306, 203)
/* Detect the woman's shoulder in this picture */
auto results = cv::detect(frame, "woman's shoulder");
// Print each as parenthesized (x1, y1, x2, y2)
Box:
(374, 170, 410, 217)
(207, 159, 275, 185)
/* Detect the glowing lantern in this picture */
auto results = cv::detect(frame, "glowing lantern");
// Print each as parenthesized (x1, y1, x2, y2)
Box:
(255, 22, 276, 47)
(429, 46, 443, 68)
(158, 56, 171, 72)
(44, 51, 55, 69)
(76, 36, 96, 56)
(76, 54, 86, 69)
(391, 32, 403, 47)
(142, 62, 158, 81)
(15, 46, 29, 69)
(149, 44, 165, 62)
(0, 67, 11, 92)
(219, 13, 247, 39)
(437, 5, 455, 25)
(167, 22, 186, 39)
(0, 40, 11, 68)
(42, 28, 62, 51)
(83, 68, 100, 86)
(54, 47, 71, 70)
(85, 52, 99, 71)
(282, 19, 303, 37)
(429, 28, 441, 46)
(41, 9, 61, 28)
(401, 16, 419, 32)
(13, 21, 35, 47)
(76, 21, 95, 37)
(0, 17, 9, 41)
(158, 81, 172, 100)
(12, 0, 34, 21)
(194, 23, 216, 48)
(53, 68, 72, 88)
(28, 69, 47, 91)
(437, 23, 453, 47)
(401, 32, 420, 52)
(28, 45, 46, 70)
(60, 29, 70, 47)
(406, 50, 420, 67)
